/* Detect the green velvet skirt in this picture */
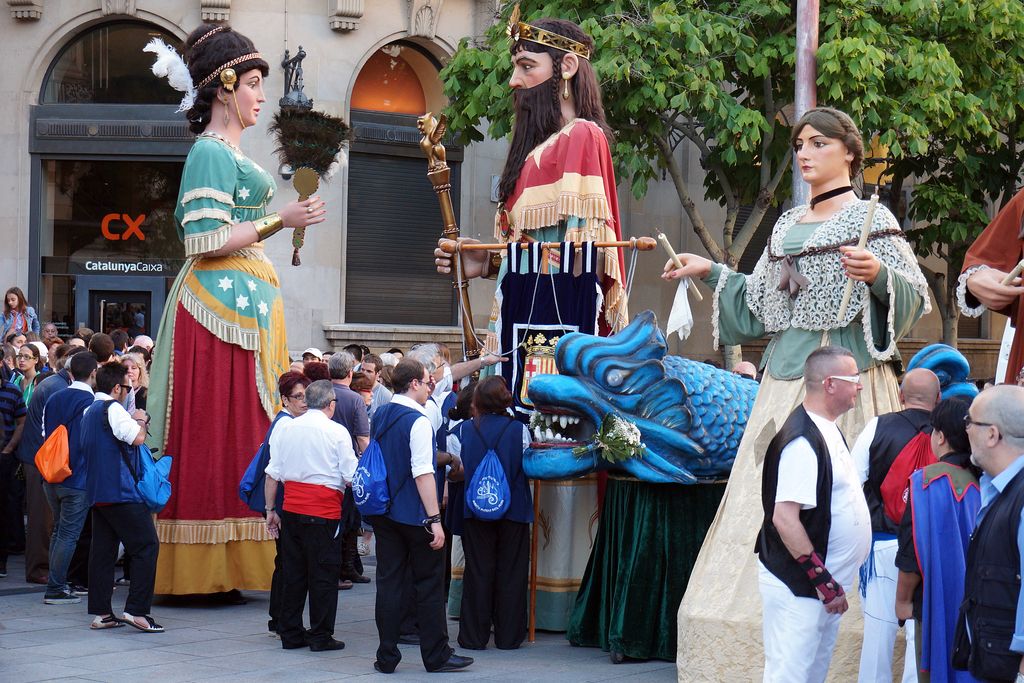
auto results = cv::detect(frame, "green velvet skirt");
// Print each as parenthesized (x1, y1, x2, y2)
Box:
(566, 477, 727, 661)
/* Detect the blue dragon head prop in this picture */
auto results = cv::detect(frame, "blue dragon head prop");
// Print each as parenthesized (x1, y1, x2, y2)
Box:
(905, 343, 980, 401)
(523, 310, 758, 484)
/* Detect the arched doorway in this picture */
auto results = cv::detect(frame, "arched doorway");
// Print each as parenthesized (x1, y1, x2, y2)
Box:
(345, 41, 461, 326)
(30, 21, 192, 337)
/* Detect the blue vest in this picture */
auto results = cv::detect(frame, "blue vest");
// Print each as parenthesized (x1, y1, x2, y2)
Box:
(42, 388, 94, 490)
(82, 400, 143, 506)
(460, 415, 533, 523)
(374, 402, 434, 526)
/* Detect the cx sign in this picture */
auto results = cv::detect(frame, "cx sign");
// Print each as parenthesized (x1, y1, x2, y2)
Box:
(101, 213, 146, 241)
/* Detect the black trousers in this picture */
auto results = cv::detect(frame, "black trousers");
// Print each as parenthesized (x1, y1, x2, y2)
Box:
(278, 510, 342, 648)
(459, 518, 529, 650)
(370, 515, 452, 671)
(268, 534, 283, 632)
(87, 503, 158, 617)
(0, 455, 16, 562)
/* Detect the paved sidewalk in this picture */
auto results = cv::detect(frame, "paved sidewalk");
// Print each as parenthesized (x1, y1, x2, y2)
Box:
(0, 555, 676, 682)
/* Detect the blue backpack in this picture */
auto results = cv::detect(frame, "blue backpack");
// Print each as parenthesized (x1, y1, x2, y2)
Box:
(102, 401, 172, 513)
(353, 406, 414, 516)
(467, 420, 513, 520)
(239, 412, 290, 513)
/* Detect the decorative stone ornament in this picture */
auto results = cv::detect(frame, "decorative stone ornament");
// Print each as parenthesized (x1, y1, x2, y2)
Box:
(101, 0, 137, 15)
(7, 0, 43, 19)
(409, 0, 444, 40)
(329, 0, 363, 32)
(200, 0, 230, 22)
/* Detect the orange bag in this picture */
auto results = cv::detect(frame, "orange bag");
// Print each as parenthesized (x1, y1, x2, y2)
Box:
(35, 424, 71, 484)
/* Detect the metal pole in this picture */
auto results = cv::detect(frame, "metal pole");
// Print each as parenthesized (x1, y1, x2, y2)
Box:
(792, 0, 820, 206)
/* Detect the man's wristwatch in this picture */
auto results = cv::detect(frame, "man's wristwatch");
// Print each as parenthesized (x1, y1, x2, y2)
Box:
(265, 507, 275, 513)
(422, 513, 441, 529)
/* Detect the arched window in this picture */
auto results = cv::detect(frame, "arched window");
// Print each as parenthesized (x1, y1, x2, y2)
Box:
(41, 22, 181, 105)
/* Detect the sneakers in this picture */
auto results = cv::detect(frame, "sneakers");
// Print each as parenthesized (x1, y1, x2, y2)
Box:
(0, 559, 7, 578)
(68, 583, 89, 596)
(44, 589, 81, 605)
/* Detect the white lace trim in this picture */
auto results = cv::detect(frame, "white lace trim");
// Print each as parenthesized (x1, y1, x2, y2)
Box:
(182, 207, 232, 225)
(711, 266, 732, 351)
(859, 265, 901, 361)
(957, 265, 988, 317)
(181, 187, 233, 206)
(744, 199, 930, 338)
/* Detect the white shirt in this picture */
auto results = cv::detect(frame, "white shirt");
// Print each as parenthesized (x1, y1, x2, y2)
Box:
(391, 394, 435, 478)
(423, 395, 442, 434)
(93, 392, 141, 445)
(266, 410, 358, 491)
(850, 415, 879, 484)
(761, 409, 871, 590)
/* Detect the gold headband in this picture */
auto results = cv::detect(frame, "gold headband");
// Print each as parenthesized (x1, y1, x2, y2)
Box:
(192, 26, 226, 49)
(197, 52, 263, 89)
(506, 4, 591, 61)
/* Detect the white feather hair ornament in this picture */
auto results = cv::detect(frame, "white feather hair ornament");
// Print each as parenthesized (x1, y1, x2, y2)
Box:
(144, 38, 197, 113)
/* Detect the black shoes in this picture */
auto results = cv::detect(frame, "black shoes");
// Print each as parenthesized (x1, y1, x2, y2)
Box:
(340, 571, 371, 584)
(373, 661, 395, 674)
(309, 638, 346, 652)
(428, 654, 474, 673)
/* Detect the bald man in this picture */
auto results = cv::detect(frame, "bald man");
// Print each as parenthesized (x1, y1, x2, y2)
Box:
(733, 361, 758, 381)
(850, 368, 941, 683)
(957, 385, 1024, 681)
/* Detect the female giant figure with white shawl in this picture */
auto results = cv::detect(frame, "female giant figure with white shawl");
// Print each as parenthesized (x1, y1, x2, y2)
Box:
(664, 107, 931, 679)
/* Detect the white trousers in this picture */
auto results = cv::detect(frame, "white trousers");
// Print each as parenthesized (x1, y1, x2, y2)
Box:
(761, 575, 843, 683)
(858, 538, 917, 683)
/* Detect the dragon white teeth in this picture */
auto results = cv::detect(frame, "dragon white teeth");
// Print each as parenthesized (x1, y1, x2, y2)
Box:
(545, 427, 555, 441)
(559, 415, 568, 429)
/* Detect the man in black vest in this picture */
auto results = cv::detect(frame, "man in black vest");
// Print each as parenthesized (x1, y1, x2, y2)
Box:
(850, 367, 939, 683)
(956, 385, 1024, 682)
(755, 346, 872, 682)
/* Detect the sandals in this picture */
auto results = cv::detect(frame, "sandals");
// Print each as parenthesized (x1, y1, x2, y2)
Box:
(90, 615, 125, 630)
(122, 612, 164, 633)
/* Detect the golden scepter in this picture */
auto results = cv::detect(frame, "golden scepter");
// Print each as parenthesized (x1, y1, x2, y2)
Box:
(418, 112, 481, 362)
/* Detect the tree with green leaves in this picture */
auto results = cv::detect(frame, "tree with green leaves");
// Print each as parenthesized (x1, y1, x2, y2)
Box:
(819, 0, 1024, 346)
(442, 0, 1021, 346)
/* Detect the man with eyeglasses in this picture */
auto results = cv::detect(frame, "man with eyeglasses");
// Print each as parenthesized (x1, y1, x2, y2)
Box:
(264, 379, 358, 652)
(367, 358, 473, 674)
(755, 346, 872, 682)
(849, 368, 940, 683)
(955, 385, 1024, 682)
(327, 351, 371, 588)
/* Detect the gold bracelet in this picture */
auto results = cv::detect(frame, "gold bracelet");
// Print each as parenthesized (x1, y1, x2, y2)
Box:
(253, 213, 284, 241)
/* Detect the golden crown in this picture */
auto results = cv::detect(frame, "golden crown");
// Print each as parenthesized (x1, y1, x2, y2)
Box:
(506, 4, 591, 61)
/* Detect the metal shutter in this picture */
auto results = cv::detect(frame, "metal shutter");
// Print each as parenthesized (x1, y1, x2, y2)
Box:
(346, 151, 459, 325)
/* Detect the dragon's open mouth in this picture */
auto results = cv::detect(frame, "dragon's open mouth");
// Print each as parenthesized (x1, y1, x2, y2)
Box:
(529, 407, 597, 448)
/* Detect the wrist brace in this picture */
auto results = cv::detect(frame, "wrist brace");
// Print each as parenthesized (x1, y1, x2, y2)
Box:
(796, 551, 844, 603)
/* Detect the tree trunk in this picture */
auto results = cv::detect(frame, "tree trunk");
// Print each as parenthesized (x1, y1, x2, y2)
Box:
(944, 276, 960, 347)
(722, 344, 742, 371)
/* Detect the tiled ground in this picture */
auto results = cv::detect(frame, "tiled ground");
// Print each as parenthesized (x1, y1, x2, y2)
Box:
(0, 555, 676, 682)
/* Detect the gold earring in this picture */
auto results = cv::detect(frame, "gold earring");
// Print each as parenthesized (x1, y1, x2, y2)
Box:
(221, 98, 229, 126)
(562, 72, 571, 100)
